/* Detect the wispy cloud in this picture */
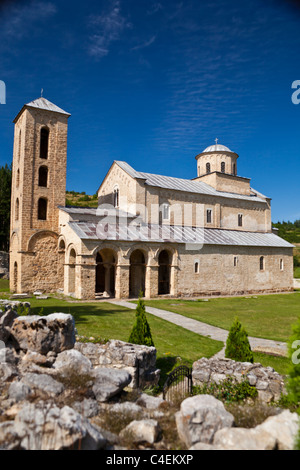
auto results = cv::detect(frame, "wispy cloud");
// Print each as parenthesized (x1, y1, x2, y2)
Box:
(88, 1, 131, 59)
(0, 0, 57, 41)
(131, 35, 156, 51)
(147, 3, 163, 15)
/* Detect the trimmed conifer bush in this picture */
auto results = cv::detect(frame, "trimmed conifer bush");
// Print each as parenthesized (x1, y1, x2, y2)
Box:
(128, 293, 154, 347)
(225, 317, 254, 363)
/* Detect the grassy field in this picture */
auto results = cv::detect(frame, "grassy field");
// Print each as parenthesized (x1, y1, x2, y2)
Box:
(140, 293, 300, 343)
(1, 279, 297, 377)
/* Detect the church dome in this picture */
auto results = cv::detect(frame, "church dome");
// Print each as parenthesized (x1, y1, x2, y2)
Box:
(202, 143, 233, 153)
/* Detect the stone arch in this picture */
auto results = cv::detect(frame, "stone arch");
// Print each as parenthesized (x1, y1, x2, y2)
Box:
(91, 243, 121, 264)
(153, 245, 178, 266)
(95, 247, 117, 298)
(129, 249, 146, 297)
(68, 247, 77, 295)
(158, 249, 172, 295)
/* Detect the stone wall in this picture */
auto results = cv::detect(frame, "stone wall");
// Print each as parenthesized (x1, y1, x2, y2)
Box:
(75, 340, 160, 389)
(0, 252, 9, 279)
(192, 357, 286, 402)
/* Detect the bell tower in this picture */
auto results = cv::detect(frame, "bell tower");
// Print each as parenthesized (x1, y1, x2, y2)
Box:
(10, 97, 71, 293)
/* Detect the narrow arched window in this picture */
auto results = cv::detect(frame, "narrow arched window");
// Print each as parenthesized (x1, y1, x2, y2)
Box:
(18, 130, 21, 162)
(238, 214, 243, 227)
(221, 162, 225, 173)
(260, 256, 264, 271)
(194, 261, 199, 274)
(16, 169, 20, 188)
(15, 198, 19, 221)
(206, 162, 211, 174)
(233, 163, 236, 176)
(113, 187, 119, 208)
(38, 198, 47, 220)
(38, 166, 48, 187)
(40, 127, 49, 159)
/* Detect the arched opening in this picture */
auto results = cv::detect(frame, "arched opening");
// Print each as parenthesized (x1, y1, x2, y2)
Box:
(158, 250, 171, 295)
(40, 127, 49, 160)
(129, 250, 146, 297)
(18, 130, 21, 162)
(221, 162, 225, 173)
(95, 248, 116, 297)
(16, 169, 20, 188)
(38, 166, 48, 187)
(206, 162, 211, 174)
(38, 198, 47, 220)
(15, 198, 19, 221)
(113, 187, 119, 208)
(260, 256, 265, 271)
(58, 239, 66, 290)
(68, 248, 76, 294)
(13, 262, 18, 292)
(233, 163, 236, 176)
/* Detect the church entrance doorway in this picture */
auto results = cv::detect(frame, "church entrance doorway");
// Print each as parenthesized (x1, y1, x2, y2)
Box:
(95, 249, 116, 298)
(158, 250, 171, 295)
(129, 250, 146, 297)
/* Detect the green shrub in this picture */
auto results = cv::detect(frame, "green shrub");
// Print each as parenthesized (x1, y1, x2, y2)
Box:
(286, 316, 300, 408)
(193, 376, 258, 404)
(128, 293, 154, 347)
(225, 317, 254, 363)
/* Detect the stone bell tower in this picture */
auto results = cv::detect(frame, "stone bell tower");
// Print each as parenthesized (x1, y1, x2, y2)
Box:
(10, 97, 71, 293)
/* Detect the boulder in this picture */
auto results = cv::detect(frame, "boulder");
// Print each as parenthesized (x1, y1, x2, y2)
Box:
(120, 419, 161, 444)
(9, 313, 76, 354)
(53, 349, 93, 377)
(0, 308, 18, 343)
(175, 394, 234, 447)
(21, 373, 64, 397)
(92, 368, 131, 402)
(0, 401, 107, 450)
(8, 381, 32, 403)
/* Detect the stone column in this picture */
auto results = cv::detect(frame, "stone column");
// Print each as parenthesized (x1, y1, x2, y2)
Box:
(145, 264, 159, 298)
(170, 265, 178, 297)
(115, 263, 130, 299)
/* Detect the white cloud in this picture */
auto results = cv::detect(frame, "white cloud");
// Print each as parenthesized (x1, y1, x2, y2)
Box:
(0, 0, 57, 40)
(131, 35, 156, 51)
(88, 1, 131, 59)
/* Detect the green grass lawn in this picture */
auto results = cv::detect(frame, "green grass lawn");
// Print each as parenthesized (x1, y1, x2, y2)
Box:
(1, 279, 296, 378)
(140, 293, 300, 343)
(0, 290, 223, 384)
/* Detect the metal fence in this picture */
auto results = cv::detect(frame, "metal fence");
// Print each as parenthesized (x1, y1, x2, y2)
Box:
(162, 365, 193, 402)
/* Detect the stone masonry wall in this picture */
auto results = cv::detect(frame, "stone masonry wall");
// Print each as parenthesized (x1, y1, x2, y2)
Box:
(0, 252, 9, 279)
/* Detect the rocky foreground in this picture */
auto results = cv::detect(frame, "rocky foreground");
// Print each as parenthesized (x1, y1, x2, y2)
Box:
(0, 300, 299, 450)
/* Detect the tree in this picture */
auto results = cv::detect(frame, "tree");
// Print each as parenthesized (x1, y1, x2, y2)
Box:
(225, 317, 254, 363)
(128, 292, 154, 347)
(0, 164, 12, 252)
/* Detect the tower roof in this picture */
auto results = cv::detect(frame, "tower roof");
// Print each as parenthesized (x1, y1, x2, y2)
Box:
(13, 97, 71, 122)
(202, 143, 233, 153)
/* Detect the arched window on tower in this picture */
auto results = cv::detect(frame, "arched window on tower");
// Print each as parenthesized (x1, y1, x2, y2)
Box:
(233, 163, 236, 176)
(40, 127, 49, 159)
(38, 166, 48, 187)
(15, 198, 19, 221)
(18, 130, 21, 162)
(206, 162, 211, 174)
(16, 169, 20, 188)
(260, 256, 265, 271)
(38, 198, 47, 220)
(221, 162, 225, 173)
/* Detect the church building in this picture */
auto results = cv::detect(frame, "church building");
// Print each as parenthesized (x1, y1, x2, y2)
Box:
(9, 97, 294, 299)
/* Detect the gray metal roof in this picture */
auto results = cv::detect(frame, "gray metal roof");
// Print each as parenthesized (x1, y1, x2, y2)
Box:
(68, 221, 293, 248)
(59, 206, 136, 218)
(26, 97, 70, 116)
(114, 161, 268, 203)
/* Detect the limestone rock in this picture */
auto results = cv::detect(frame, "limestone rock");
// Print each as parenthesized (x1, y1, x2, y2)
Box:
(213, 427, 277, 450)
(120, 419, 161, 444)
(176, 394, 234, 447)
(255, 410, 299, 450)
(136, 393, 166, 410)
(1, 401, 107, 450)
(53, 349, 93, 377)
(10, 313, 76, 354)
(8, 381, 32, 403)
(92, 368, 131, 402)
(0, 308, 18, 343)
(21, 373, 64, 397)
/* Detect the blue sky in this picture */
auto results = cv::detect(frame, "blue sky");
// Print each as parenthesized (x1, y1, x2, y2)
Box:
(0, 0, 299, 222)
